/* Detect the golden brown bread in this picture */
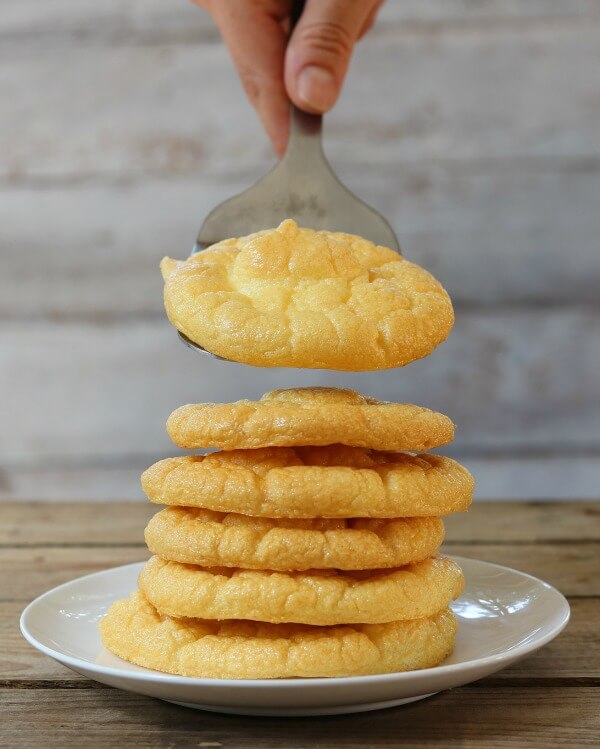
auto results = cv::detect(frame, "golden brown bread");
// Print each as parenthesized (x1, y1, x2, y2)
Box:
(142, 445, 472, 517)
(139, 555, 465, 625)
(161, 220, 454, 370)
(166, 387, 455, 451)
(145, 507, 445, 571)
(100, 592, 457, 678)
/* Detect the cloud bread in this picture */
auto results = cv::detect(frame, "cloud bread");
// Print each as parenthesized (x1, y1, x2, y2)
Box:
(142, 446, 472, 518)
(160, 219, 454, 370)
(166, 387, 455, 451)
(139, 555, 464, 626)
(101, 592, 457, 678)
(145, 507, 444, 571)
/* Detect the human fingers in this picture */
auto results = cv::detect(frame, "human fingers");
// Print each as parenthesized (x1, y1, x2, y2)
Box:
(284, 0, 382, 113)
(202, 0, 292, 155)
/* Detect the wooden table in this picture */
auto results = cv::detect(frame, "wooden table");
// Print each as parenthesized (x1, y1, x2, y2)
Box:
(2, 501, 598, 747)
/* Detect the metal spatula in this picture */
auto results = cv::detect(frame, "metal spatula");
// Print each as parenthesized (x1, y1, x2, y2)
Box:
(179, 1, 400, 359)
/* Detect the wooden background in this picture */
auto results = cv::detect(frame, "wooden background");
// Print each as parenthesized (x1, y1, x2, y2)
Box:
(2, 0, 599, 501)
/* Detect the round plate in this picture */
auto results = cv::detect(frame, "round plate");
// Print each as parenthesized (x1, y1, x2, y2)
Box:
(20, 557, 569, 716)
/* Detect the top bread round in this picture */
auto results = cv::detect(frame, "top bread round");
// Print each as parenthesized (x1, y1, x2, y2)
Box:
(161, 220, 454, 370)
(167, 386, 455, 451)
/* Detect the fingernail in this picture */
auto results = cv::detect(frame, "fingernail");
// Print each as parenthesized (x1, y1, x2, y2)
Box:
(297, 66, 337, 111)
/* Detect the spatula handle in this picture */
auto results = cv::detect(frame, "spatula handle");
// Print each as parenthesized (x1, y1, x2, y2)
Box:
(286, 0, 324, 161)
(290, 0, 306, 27)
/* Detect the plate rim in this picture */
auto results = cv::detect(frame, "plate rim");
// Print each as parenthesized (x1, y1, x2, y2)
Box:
(20, 555, 570, 689)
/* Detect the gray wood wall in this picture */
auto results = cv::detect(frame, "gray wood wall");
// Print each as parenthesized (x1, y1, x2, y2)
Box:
(2, 0, 599, 501)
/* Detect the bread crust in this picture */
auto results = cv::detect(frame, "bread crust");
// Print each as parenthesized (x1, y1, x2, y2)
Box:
(166, 387, 455, 451)
(145, 507, 445, 570)
(139, 555, 465, 625)
(161, 220, 454, 370)
(100, 592, 457, 678)
(142, 446, 472, 518)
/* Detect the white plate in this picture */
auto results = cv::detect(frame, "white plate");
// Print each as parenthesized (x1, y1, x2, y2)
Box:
(20, 557, 569, 717)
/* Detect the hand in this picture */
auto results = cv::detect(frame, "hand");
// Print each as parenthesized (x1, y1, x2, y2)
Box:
(193, 0, 383, 155)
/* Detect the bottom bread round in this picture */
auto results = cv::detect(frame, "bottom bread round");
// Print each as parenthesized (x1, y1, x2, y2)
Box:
(100, 591, 457, 679)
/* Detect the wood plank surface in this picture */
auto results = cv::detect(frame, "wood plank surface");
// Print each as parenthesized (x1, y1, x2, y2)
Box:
(1, 501, 598, 746)
(2, 543, 596, 600)
(444, 501, 600, 543)
(0, 547, 149, 602)
(1, 501, 597, 599)
(1, 687, 598, 749)
(0, 502, 155, 545)
(440, 543, 599, 596)
(1, 501, 598, 546)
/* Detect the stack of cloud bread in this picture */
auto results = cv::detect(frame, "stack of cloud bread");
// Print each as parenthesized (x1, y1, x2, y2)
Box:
(100, 387, 474, 679)
(100, 220, 474, 679)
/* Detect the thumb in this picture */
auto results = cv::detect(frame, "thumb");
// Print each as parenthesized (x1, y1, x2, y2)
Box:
(284, 0, 378, 113)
